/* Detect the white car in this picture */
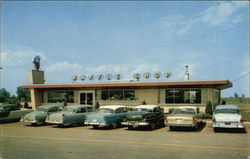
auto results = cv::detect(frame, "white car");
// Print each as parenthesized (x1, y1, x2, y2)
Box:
(212, 105, 244, 132)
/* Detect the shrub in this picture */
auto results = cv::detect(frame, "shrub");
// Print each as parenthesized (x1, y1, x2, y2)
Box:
(142, 100, 147, 105)
(95, 101, 100, 109)
(205, 101, 213, 115)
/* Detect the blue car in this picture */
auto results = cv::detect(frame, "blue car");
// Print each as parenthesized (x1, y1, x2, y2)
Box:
(85, 105, 128, 129)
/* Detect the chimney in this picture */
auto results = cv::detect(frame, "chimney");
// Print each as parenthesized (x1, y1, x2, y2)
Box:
(184, 65, 189, 80)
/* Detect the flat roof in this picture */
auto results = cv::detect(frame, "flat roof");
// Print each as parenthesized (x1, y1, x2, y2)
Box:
(20, 80, 232, 90)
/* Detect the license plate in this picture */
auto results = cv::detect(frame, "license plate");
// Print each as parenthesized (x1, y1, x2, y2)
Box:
(225, 122, 231, 125)
(92, 119, 97, 122)
(177, 120, 183, 123)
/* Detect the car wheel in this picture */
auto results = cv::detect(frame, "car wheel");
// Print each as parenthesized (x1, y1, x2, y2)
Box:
(169, 126, 174, 131)
(213, 128, 218, 132)
(111, 122, 117, 129)
(93, 125, 99, 129)
(128, 126, 133, 130)
(149, 123, 156, 130)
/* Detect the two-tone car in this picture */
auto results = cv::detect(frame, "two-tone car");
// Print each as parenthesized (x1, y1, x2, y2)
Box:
(121, 105, 164, 130)
(21, 105, 63, 125)
(45, 105, 94, 126)
(85, 105, 128, 129)
(165, 106, 202, 130)
(212, 105, 244, 132)
(0, 105, 33, 123)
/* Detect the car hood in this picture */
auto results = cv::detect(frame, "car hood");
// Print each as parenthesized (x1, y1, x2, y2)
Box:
(213, 113, 242, 122)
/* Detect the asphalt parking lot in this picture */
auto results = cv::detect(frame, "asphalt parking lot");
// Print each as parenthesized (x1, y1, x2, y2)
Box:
(0, 122, 249, 159)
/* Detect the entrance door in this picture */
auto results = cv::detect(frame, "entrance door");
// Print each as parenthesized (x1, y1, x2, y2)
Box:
(79, 92, 94, 105)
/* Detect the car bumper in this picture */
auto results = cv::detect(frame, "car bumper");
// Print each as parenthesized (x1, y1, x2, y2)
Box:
(212, 122, 244, 128)
(121, 121, 150, 127)
(85, 121, 108, 126)
(167, 121, 196, 127)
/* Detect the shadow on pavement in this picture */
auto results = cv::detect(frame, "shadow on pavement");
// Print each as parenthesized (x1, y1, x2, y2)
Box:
(213, 127, 246, 133)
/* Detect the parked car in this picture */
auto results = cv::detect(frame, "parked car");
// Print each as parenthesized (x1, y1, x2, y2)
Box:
(212, 105, 244, 132)
(165, 106, 202, 130)
(121, 105, 164, 130)
(0, 105, 33, 123)
(85, 105, 128, 129)
(45, 105, 94, 126)
(21, 105, 63, 125)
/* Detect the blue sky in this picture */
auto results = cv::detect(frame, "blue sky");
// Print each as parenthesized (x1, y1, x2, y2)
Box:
(1, 1, 249, 97)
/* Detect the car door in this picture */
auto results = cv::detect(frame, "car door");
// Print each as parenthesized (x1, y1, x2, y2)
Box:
(153, 107, 164, 124)
(75, 107, 87, 123)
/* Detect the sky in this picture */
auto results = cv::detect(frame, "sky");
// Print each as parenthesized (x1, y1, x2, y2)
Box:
(0, 1, 249, 97)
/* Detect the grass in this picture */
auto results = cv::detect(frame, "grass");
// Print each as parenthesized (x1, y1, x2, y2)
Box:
(221, 97, 250, 121)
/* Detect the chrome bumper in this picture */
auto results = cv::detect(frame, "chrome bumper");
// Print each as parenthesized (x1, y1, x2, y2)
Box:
(121, 121, 150, 127)
(213, 122, 244, 128)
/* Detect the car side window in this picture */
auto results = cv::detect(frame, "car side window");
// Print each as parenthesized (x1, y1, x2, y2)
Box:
(87, 107, 93, 112)
(153, 107, 161, 113)
(115, 108, 124, 114)
(48, 107, 59, 112)
(77, 108, 87, 113)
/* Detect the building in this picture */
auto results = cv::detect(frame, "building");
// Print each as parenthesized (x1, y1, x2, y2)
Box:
(20, 69, 232, 112)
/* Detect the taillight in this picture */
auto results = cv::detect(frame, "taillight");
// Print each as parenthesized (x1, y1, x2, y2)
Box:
(240, 119, 244, 123)
(192, 117, 195, 121)
(164, 116, 167, 120)
(212, 118, 216, 122)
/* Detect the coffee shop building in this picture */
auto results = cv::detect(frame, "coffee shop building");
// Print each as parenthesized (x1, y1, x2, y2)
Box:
(21, 70, 232, 112)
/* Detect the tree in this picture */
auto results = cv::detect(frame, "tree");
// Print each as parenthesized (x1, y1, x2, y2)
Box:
(242, 94, 245, 98)
(7, 95, 17, 104)
(0, 88, 11, 103)
(16, 87, 30, 101)
(205, 101, 213, 115)
(234, 92, 239, 98)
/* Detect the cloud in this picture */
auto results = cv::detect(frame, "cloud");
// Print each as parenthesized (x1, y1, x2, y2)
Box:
(46, 61, 82, 73)
(2, 49, 45, 67)
(162, 1, 248, 34)
(200, 1, 247, 26)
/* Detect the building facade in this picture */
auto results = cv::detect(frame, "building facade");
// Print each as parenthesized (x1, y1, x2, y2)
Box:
(21, 80, 232, 113)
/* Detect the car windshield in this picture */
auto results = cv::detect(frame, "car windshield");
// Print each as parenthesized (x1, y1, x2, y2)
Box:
(172, 108, 195, 114)
(62, 107, 75, 112)
(132, 108, 152, 112)
(36, 107, 47, 112)
(96, 108, 114, 114)
(215, 109, 240, 114)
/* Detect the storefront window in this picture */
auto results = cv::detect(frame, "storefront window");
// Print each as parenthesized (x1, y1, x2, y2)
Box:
(101, 90, 136, 100)
(110, 90, 123, 100)
(47, 91, 74, 103)
(124, 90, 136, 100)
(165, 89, 201, 104)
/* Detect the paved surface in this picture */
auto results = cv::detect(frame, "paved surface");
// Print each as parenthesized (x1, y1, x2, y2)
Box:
(0, 122, 249, 159)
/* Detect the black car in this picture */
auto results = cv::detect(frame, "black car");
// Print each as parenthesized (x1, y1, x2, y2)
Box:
(0, 105, 20, 118)
(0, 105, 32, 122)
(121, 105, 164, 130)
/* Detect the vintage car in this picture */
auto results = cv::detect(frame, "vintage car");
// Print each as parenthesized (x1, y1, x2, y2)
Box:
(21, 105, 63, 125)
(212, 105, 244, 131)
(165, 106, 202, 130)
(0, 105, 33, 123)
(85, 105, 127, 129)
(45, 105, 94, 126)
(121, 105, 164, 130)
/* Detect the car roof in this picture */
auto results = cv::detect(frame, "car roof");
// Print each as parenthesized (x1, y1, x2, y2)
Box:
(39, 105, 63, 108)
(100, 105, 126, 110)
(0, 105, 19, 108)
(215, 105, 239, 110)
(64, 105, 93, 109)
(134, 105, 159, 109)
